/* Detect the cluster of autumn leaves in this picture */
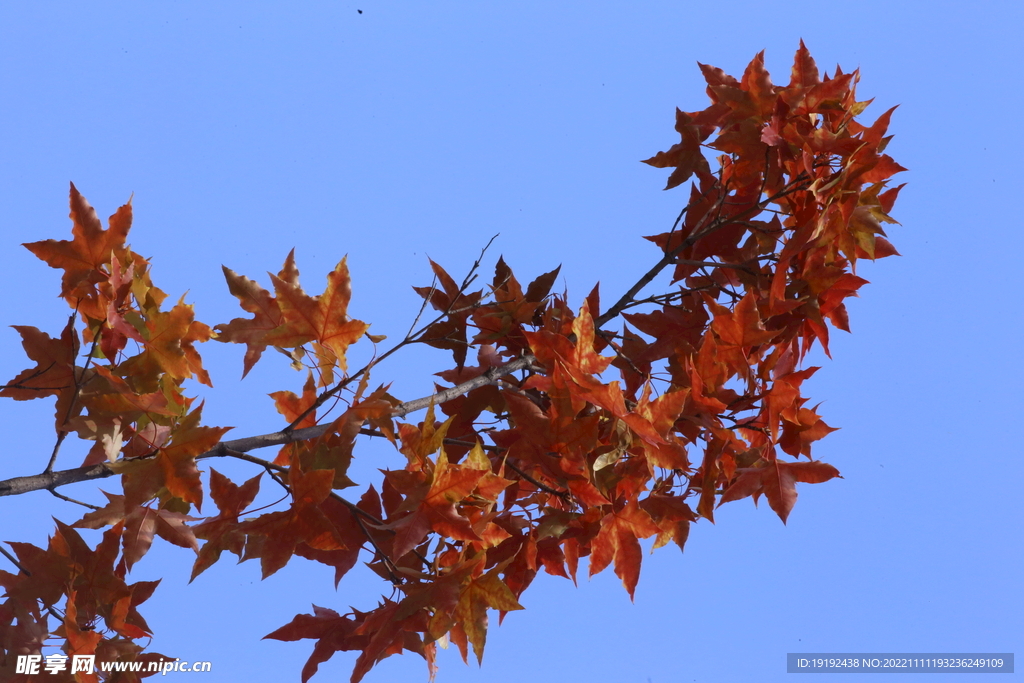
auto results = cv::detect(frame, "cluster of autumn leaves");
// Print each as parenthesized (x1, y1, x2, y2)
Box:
(0, 42, 902, 683)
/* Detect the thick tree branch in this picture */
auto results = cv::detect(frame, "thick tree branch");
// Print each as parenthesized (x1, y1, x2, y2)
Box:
(0, 354, 535, 498)
(0, 462, 117, 497)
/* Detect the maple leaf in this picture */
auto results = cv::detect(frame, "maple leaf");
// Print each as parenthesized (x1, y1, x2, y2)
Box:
(788, 39, 821, 90)
(287, 387, 393, 487)
(720, 459, 841, 524)
(708, 292, 782, 349)
(642, 109, 713, 190)
(463, 442, 513, 504)
(190, 469, 262, 580)
(413, 259, 487, 369)
(23, 183, 131, 304)
(588, 500, 660, 600)
(264, 605, 358, 683)
(641, 493, 696, 552)
(0, 320, 79, 429)
(72, 491, 199, 570)
(630, 386, 690, 469)
(295, 490, 383, 589)
(0, 540, 73, 607)
(778, 401, 838, 458)
(64, 590, 104, 658)
(271, 371, 320, 429)
(347, 600, 434, 683)
(388, 450, 487, 560)
(267, 256, 369, 371)
(453, 564, 524, 664)
(741, 50, 776, 118)
(569, 299, 614, 375)
(762, 460, 842, 524)
(396, 403, 454, 468)
(117, 297, 213, 388)
(122, 506, 198, 571)
(215, 254, 291, 378)
(624, 297, 709, 362)
(116, 404, 229, 511)
(239, 460, 343, 579)
(71, 364, 181, 465)
(46, 521, 157, 642)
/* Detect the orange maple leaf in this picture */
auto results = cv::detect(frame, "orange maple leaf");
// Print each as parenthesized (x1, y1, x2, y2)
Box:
(267, 256, 369, 372)
(1, 320, 81, 430)
(23, 183, 132, 304)
(588, 500, 660, 600)
(453, 564, 524, 664)
(389, 451, 485, 560)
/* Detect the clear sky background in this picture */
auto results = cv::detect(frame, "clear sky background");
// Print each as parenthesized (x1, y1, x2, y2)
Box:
(1, 2, 1021, 682)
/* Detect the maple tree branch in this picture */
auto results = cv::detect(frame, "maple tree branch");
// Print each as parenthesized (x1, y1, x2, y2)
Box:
(758, 146, 772, 199)
(0, 217, 750, 500)
(710, 279, 744, 302)
(622, 283, 717, 309)
(494, 378, 546, 409)
(0, 384, 67, 392)
(214, 446, 286, 472)
(662, 198, 697, 256)
(43, 317, 100, 475)
(597, 175, 809, 328)
(393, 360, 532, 418)
(597, 222, 716, 328)
(43, 432, 69, 477)
(503, 459, 568, 497)
(43, 318, 78, 474)
(0, 462, 116, 497)
(462, 233, 500, 289)
(0, 50, 900, 683)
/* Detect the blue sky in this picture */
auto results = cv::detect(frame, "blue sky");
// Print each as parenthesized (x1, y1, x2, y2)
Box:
(1, 2, 1020, 682)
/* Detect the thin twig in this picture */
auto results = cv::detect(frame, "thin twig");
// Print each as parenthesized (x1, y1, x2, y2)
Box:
(663, 198, 697, 256)
(596, 174, 810, 329)
(353, 515, 401, 585)
(45, 316, 102, 474)
(596, 329, 647, 380)
(674, 259, 757, 273)
(460, 233, 500, 291)
(0, 361, 63, 391)
(48, 488, 101, 510)
(405, 275, 438, 339)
